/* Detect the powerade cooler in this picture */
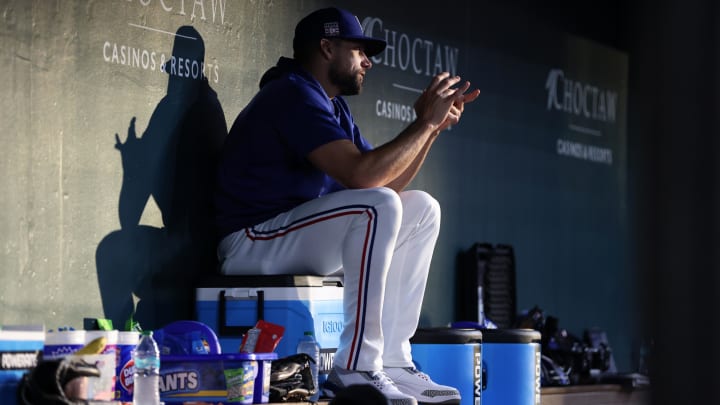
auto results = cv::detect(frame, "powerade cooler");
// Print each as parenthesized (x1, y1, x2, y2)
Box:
(410, 328, 483, 405)
(482, 328, 542, 405)
(195, 275, 343, 386)
(0, 326, 44, 405)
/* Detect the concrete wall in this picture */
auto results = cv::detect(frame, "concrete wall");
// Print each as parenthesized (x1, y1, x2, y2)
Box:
(1, 0, 324, 329)
(0, 0, 637, 370)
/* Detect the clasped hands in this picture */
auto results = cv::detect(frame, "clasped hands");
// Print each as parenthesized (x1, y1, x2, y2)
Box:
(414, 72, 481, 133)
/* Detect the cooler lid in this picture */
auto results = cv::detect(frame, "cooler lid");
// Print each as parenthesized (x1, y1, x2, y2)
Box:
(410, 327, 482, 344)
(481, 328, 541, 343)
(198, 275, 343, 288)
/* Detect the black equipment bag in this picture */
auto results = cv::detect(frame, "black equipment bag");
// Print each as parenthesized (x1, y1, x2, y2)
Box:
(456, 242, 517, 328)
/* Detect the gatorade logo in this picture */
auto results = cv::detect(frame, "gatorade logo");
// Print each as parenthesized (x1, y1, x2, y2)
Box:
(120, 359, 135, 391)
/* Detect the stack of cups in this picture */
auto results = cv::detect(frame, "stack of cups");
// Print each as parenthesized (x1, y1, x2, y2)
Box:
(85, 330, 119, 357)
(116, 331, 141, 403)
(44, 329, 122, 401)
(83, 330, 119, 401)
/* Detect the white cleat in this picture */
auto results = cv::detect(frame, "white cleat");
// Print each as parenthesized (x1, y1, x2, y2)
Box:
(324, 366, 419, 405)
(383, 367, 461, 405)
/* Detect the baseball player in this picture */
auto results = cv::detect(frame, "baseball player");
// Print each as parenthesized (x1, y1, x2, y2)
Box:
(214, 7, 480, 405)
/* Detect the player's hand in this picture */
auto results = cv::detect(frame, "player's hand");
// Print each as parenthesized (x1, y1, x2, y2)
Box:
(436, 86, 481, 133)
(414, 72, 480, 131)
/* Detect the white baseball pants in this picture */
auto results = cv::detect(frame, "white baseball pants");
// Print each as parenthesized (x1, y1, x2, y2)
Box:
(218, 187, 441, 371)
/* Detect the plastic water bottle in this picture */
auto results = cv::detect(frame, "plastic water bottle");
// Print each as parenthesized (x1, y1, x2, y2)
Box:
(133, 330, 161, 405)
(296, 331, 320, 401)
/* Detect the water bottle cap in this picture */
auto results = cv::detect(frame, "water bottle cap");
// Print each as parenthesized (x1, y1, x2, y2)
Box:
(142, 330, 153, 336)
(304, 331, 314, 336)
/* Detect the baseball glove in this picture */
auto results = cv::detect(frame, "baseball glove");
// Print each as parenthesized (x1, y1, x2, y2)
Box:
(269, 353, 317, 402)
(16, 357, 101, 405)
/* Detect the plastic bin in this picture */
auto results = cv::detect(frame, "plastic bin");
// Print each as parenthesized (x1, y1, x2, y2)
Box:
(160, 352, 277, 404)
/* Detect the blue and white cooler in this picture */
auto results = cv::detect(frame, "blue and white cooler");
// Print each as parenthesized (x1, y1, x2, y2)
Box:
(0, 326, 44, 405)
(195, 275, 344, 386)
(482, 328, 542, 405)
(410, 327, 483, 405)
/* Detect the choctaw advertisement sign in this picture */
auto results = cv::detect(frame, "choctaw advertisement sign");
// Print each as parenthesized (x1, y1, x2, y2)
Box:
(101, 0, 226, 83)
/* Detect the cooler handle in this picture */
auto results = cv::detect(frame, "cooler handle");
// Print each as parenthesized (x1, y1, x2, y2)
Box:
(218, 289, 264, 336)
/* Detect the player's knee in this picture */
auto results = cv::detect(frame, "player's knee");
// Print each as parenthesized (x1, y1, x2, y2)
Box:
(360, 186, 403, 220)
(373, 186, 403, 209)
(402, 190, 441, 226)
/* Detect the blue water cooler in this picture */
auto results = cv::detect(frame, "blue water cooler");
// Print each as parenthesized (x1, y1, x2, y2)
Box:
(410, 328, 483, 405)
(195, 275, 344, 387)
(482, 328, 542, 405)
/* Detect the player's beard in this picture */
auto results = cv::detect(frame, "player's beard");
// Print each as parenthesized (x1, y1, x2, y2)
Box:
(329, 61, 363, 96)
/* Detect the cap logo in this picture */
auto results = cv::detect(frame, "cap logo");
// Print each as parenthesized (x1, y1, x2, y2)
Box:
(324, 21, 340, 36)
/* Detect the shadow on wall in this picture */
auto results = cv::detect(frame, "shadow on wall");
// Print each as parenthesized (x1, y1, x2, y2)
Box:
(95, 26, 227, 330)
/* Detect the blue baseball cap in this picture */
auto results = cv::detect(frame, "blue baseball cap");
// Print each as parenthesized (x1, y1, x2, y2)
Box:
(293, 7, 387, 57)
